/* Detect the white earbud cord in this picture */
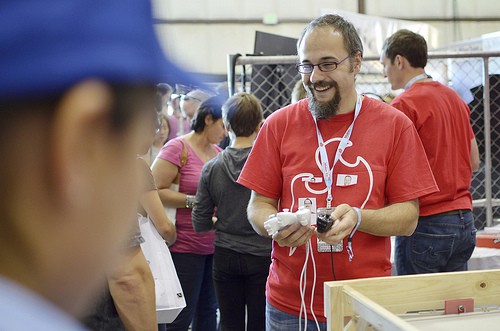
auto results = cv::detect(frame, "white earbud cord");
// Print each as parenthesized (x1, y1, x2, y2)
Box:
(309, 240, 321, 330)
(298, 239, 321, 331)
(299, 241, 309, 331)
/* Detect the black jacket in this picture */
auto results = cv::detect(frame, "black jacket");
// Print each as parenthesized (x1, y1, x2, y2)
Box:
(192, 147, 271, 256)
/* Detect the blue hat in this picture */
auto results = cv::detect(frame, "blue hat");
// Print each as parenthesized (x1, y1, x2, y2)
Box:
(0, 0, 201, 99)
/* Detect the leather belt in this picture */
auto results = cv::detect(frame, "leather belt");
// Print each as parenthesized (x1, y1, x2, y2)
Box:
(433, 209, 471, 217)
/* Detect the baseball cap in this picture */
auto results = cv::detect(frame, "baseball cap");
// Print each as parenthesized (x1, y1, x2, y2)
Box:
(0, 0, 201, 99)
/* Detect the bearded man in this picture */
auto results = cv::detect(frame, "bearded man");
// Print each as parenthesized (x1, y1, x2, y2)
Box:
(237, 14, 438, 331)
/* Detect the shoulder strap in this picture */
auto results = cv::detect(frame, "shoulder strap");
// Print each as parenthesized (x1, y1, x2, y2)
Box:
(172, 139, 188, 185)
(180, 140, 188, 167)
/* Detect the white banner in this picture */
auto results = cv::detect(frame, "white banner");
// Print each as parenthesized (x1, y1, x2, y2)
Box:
(320, 9, 439, 57)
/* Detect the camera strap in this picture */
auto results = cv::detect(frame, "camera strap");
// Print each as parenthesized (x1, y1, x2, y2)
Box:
(312, 94, 362, 208)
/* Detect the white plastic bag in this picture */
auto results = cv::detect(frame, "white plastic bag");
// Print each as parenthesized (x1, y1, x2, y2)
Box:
(138, 215, 186, 323)
(164, 182, 179, 225)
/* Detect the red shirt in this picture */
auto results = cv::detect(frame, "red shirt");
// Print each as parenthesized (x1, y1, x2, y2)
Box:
(391, 81, 475, 216)
(238, 97, 437, 321)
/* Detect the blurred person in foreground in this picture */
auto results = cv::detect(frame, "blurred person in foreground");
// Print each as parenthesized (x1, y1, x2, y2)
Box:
(0, 0, 199, 330)
(84, 96, 177, 331)
(192, 92, 270, 331)
(237, 14, 438, 330)
(380, 29, 480, 275)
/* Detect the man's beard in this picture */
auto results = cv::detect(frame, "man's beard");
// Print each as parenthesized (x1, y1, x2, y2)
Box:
(306, 81, 341, 119)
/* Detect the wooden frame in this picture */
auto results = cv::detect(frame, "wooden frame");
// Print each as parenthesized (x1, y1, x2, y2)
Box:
(324, 269, 500, 330)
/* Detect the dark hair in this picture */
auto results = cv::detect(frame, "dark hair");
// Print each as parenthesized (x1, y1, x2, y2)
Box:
(0, 84, 156, 134)
(148, 91, 163, 131)
(382, 29, 428, 68)
(297, 14, 364, 60)
(190, 96, 224, 133)
(0, 83, 156, 222)
(107, 84, 157, 131)
(154, 89, 163, 113)
(222, 92, 263, 137)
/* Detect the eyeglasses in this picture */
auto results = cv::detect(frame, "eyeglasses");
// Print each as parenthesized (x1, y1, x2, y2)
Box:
(182, 95, 202, 102)
(296, 54, 351, 74)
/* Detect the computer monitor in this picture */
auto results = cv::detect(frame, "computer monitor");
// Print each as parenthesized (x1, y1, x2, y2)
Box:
(251, 31, 300, 116)
(253, 31, 298, 56)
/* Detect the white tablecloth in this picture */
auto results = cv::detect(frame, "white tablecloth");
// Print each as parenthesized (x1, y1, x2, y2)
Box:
(468, 246, 500, 270)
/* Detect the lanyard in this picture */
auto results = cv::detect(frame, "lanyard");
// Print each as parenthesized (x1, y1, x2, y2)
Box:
(404, 73, 428, 90)
(313, 94, 363, 208)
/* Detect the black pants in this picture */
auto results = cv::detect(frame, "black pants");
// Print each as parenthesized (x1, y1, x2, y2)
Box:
(83, 285, 126, 331)
(166, 253, 218, 331)
(213, 246, 271, 331)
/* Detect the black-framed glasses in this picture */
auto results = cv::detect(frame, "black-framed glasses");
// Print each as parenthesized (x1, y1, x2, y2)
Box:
(296, 54, 351, 74)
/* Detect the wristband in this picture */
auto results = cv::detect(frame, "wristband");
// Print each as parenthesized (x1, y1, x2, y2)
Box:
(347, 207, 362, 262)
(352, 207, 362, 233)
(185, 195, 196, 209)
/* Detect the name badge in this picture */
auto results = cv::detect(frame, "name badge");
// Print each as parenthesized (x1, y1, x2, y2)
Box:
(302, 177, 323, 183)
(336, 174, 357, 187)
(317, 238, 343, 253)
(298, 197, 317, 225)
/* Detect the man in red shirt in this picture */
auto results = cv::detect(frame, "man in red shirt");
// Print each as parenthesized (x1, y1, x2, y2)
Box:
(238, 14, 438, 331)
(381, 29, 480, 275)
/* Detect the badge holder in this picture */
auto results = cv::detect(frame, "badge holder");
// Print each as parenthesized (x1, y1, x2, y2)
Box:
(316, 207, 343, 253)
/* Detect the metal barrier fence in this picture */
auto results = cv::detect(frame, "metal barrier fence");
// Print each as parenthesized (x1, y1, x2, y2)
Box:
(227, 51, 500, 229)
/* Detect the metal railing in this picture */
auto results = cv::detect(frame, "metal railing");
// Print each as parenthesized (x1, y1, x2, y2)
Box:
(227, 51, 500, 229)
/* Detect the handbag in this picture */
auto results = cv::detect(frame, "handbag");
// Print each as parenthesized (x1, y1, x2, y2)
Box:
(164, 141, 188, 224)
(138, 214, 186, 323)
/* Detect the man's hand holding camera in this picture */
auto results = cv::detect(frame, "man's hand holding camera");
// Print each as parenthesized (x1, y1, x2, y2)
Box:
(315, 204, 358, 245)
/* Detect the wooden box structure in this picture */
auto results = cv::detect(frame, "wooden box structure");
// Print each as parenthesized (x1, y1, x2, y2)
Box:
(324, 269, 500, 330)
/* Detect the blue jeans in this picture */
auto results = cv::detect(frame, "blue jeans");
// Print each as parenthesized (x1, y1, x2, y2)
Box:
(265, 301, 326, 331)
(166, 253, 218, 331)
(395, 210, 476, 275)
(213, 246, 270, 331)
